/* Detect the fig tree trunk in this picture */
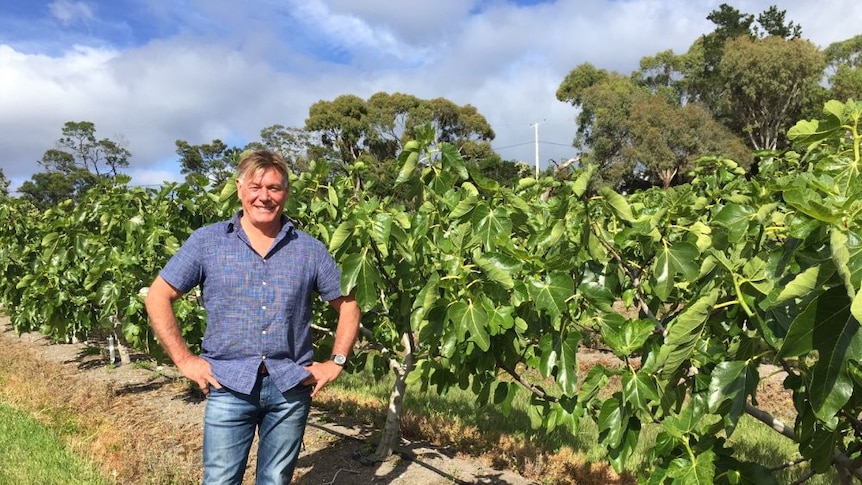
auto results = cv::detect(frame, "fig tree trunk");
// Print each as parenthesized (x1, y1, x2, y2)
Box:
(373, 332, 415, 461)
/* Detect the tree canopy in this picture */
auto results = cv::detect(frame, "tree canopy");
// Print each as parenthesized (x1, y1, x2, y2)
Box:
(174, 138, 242, 190)
(0, 168, 10, 198)
(557, 3, 855, 189)
(305, 92, 496, 167)
(304, 92, 504, 201)
(718, 35, 824, 150)
(556, 66, 750, 190)
(254, 124, 316, 173)
(18, 121, 130, 208)
(825, 34, 862, 101)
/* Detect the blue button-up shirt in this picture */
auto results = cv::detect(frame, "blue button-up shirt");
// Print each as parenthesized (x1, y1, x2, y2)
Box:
(159, 211, 343, 394)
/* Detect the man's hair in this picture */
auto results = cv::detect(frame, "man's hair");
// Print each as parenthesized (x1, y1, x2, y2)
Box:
(236, 150, 290, 189)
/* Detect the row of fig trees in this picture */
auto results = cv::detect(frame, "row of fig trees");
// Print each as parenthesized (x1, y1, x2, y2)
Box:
(322, 100, 862, 484)
(1, 100, 860, 483)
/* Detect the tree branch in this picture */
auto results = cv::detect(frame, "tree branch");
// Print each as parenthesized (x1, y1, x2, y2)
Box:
(840, 410, 862, 439)
(590, 224, 664, 332)
(497, 362, 555, 401)
(746, 402, 862, 481)
(745, 402, 795, 440)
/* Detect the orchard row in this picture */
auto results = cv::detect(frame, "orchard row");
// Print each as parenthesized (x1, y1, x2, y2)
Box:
(1, 102, 860, 483)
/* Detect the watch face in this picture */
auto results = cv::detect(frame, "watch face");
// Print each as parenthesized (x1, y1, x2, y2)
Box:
(332, 354, 347, 365)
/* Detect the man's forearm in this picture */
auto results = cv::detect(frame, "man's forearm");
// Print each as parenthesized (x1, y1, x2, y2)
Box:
(149, 306, 196, 366)
(331, 296, 361, 357)
(145, 277, 195, 367)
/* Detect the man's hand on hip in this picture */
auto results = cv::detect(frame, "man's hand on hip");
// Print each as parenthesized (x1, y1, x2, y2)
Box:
(302, 360, 343, 397)
(177, 355, 221, 396)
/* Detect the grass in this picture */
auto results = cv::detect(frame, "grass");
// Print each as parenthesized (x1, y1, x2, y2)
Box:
(0, 401, 110, 485)
(0, 332, 203, 485)
(320, 365, 839, 485)
(318, 369, 640, 483)
(729, 416, 837, 485)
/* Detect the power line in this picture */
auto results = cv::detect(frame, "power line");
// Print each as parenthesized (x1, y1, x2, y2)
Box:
(491, 141, 534, 150)
(492, 140, 573, 151)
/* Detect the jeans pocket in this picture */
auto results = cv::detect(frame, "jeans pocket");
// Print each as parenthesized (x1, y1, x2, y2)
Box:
(208, 384, 228, 395)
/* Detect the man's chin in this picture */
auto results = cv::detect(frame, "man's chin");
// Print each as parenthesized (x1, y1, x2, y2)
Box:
(244, 211, 279, 224)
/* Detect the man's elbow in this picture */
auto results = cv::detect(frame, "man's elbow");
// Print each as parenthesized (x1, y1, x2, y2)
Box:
(144, 277, 180, 314)
(334, 294, 361, 318)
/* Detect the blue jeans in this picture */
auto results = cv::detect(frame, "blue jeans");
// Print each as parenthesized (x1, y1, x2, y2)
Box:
(202, 376, 311, 485)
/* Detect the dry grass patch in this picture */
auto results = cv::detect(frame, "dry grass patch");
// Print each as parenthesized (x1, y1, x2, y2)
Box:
(316, 382, 633, 485)
(0, 332, 202, 484)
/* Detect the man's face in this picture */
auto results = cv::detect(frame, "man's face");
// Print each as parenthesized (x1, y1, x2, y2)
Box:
(236, 168, 288, 228)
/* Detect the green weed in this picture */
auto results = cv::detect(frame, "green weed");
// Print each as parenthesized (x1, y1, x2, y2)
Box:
(0, 401, 110, 485)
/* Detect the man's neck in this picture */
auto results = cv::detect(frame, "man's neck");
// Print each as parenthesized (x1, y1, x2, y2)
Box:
(240, 214, 282, 240)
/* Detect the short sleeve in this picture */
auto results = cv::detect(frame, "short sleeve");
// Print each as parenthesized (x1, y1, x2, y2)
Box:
(315, 244, 343, 302)
(159, 229, 206, 294)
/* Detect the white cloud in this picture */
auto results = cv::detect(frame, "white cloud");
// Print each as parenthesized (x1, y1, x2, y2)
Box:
(323, 0, 474, 45)
(49, 0, 95, 26)
(0, 44, 121, 179)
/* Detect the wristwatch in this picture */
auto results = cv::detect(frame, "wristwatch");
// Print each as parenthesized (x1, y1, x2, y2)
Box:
(331, 354, 347, 366)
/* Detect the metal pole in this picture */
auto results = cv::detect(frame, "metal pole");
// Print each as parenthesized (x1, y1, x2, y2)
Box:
(531, 120, 545, 179)
(534, 123, 539, 179)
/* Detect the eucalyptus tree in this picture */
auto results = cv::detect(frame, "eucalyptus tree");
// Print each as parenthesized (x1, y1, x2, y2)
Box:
(53, 121, 131, 177)
(0, 168, 10, 198)
(174, 138, 243, 190)
(305, 94, 370, 166)
(365, 91, 423, 159)
(825, 34, 862, 101)
(555, 66, 635, 187)
(305, 92, 497, 203)
(718, 35, 824, 150)
(678, 3, 756, 112)
(425, 97, 496, 157)
(556, 65, 749, 190)
(466, 156, 522, 187)
(679, 3, 802, 113)
(253, 124, 316, 173)
(632, 4, 822, 151)
(17, 169, 90, 209)
(624, 94, 750, 188)
(18, 121, 131, 208)
(305, 92, 496, 164)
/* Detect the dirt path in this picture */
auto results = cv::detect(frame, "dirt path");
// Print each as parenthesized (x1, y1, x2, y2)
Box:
(0, 317, 537, 484)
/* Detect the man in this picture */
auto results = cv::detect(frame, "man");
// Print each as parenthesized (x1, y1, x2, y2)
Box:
(145, 149, 361, 484)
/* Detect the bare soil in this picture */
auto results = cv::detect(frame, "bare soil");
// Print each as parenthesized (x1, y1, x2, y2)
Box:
(0, 316, 539, 485)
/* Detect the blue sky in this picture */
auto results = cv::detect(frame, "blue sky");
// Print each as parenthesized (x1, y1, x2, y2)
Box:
(0, 0, 859, 191)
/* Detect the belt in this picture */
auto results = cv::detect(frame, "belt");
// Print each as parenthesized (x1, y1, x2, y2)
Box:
(259, 363, 269, 375)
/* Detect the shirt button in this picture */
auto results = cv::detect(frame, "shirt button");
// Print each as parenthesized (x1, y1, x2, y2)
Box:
(261, 355, 267, 360)
(262, 281, 267, 286)
(262, 330, 267, 335)
(262, 306, 267, 310)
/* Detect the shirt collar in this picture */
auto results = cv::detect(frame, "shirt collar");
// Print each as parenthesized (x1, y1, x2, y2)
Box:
(226, 211, 294, 237)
